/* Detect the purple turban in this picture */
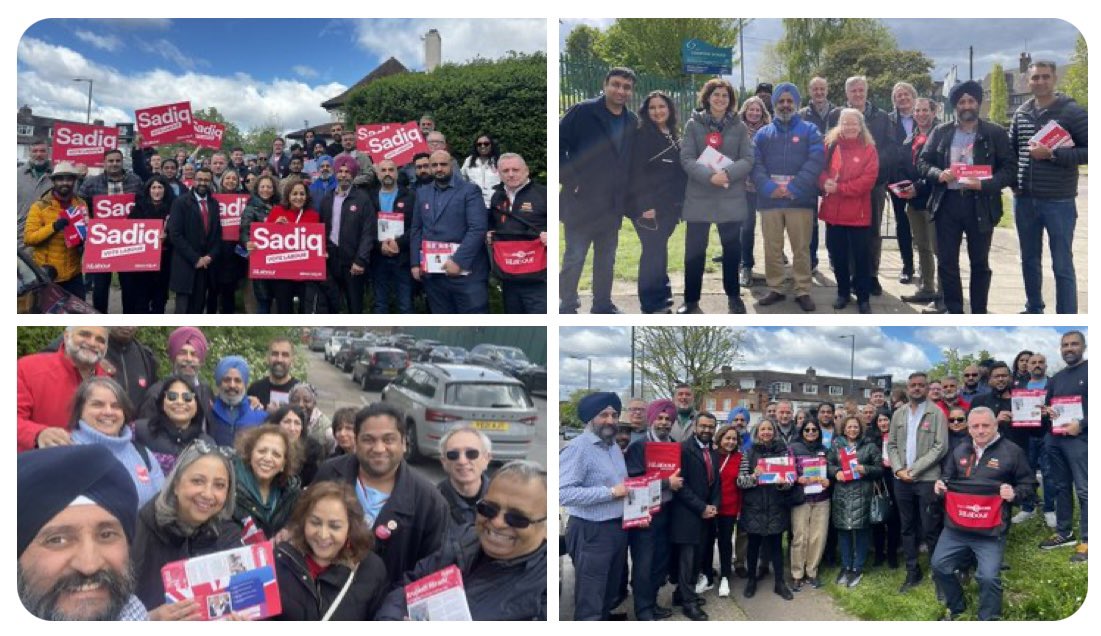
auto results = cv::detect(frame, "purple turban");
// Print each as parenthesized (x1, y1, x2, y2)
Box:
(167, 327, 208, 363)
(333, 154, 360, 178)
(646, 399, 676, 425)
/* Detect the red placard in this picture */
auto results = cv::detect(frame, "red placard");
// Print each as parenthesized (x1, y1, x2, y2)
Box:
(214, 194, 248, 241)
(192, 118, 225, 150)
(248, 222, 327, 281)
(645, 442, 681, 479)
(356, 121, 429, 166)
(51, 122, 119, 167)
(83, 218, 164, 273)
(135, 101, 195, 147)
(92, 193, 135, 219)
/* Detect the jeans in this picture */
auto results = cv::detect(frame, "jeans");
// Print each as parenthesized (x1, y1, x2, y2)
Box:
(935, 192, 993, 313)
(740, 192, 758, 269)
(1014, 197, 1078, 313)
(1047, 433, 1088, 541)
(1022, 437, 1056, 513)
(371, 255, 414, 313)
(684, 220, 742, 303)
(633, 213, 677, 312)
(566, 517, 628, 620)
(838, 527, 871, 572)
(423, 274, 489, 313)
(502, 280, 547, 314)
(933, 526, 1005, 620)
(252, 280, 272, 314)
(560, 219, 619, 313)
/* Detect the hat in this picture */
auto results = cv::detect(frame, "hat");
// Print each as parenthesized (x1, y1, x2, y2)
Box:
(167, 327, 209, 363)
(772, 82, 801, 108)
(316, 154, 334, 168)
(755, 82, 774, 94)
(214, 355, 250, 385)
(18, 445, 138, 557)
(49, 161, 81, 179)
(577, 392, 622, 424)
(948, 80, 983, 108)
(646, 399, 676, 425)
(333, 154, 359, 177)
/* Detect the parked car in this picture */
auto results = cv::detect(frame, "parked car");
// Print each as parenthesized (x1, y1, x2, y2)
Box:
(467, 344, 533, 377)
(334, 338, 372, 373)
(309, 328, 334, 351)
(516, 365, 547, 398)
(17, 249, 97, 314)
(425, 345, 469, 364)
(325, 336, 352, 363)
(352, 347, 411, 390)
(381, 363, 538, 462)
(409, 339, 444, 361)
(562, 428, 582, 440)
(389, 334, 417, 351)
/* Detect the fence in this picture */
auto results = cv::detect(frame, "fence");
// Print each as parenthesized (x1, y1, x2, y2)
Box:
(560, 55, 724, 119)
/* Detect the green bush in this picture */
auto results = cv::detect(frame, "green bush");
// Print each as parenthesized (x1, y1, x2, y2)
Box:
(343, 52, 547, 180)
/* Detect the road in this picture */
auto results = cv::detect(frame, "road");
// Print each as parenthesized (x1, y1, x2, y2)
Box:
(306, 350, 548, 485)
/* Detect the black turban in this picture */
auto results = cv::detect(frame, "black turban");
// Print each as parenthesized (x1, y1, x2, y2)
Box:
(948, 80, 983, 108)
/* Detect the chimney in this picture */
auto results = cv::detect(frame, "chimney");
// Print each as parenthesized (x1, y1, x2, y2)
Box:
(1019, 52, 1032, 74)
(424, 29, 441, 72)
(806, 366, 816, 380)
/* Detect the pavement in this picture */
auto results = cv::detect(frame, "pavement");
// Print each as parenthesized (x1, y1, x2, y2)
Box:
(569, 175, 1088, 314)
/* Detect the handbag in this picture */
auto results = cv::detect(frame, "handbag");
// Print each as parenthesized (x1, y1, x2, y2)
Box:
(869, 479, 893, 524)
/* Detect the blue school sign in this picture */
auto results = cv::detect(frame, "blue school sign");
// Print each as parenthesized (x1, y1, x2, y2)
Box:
(682, 39, 732, 75)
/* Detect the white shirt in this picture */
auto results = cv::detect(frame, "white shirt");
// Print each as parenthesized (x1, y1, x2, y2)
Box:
(905, 401, 925, 468)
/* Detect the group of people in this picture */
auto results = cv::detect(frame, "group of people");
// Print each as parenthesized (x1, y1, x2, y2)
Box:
(18, 114, 548, 314)
(559, 62, 1086, 314)
(561, 329, 1087, 621)
(16, 325, 548, 620)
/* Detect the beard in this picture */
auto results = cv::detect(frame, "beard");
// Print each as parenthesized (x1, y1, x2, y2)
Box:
(774, 108, 794, 122)
(595, 423, 617, 443)
(220, 391, 244, 407)
(957, 108, 978, 122)
(65, 339, 104, 366)
(17, 564, 135, 621)
(270, 362, 288, 380)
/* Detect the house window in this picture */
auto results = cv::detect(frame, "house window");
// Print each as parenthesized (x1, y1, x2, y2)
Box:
(804, 383, 818, 395)
(723, 399, 732, 411)
(712, 378, 725, 388)
(828, 385, 844, 396)
(706, 398, 717, 411)
(864, 388, 872, 398)
(18, 125, 34, 136)
(739, 378, 756, 390)
(776, 382, 792, 393)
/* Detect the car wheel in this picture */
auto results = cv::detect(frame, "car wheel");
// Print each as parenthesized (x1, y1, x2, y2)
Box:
(404, 420, 421, 463)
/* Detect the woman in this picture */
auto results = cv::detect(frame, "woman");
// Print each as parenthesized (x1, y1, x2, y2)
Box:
(289, 383, 333, 451)
(737, 420, 794, 599)
(627, 91, 687, 314)
(134, 374, 214, 475)
(268, 405, 323, 486)
(266, 178, 321, 313)
(827, 416, 882, 587)
(69, 377, 165, 507)
(789, 420, 831, 589)
(208, 169, 247, 314)
(679, 78, 754, 314)
(1012, 350, 1033, 385)
(737, 96, 772, 287)
(870, 411, 901, 568)
(232, 424, 302, 541)
(241, 174, 279, 313)
(818, 108, 879, 314)
(712, 424, 743, 597)
(329, 407, 357, 458)
(131, 441, 243, 618)
(460, 133, 501, 208)
(272, 481, 388, 620)
(121, 175, 176, 313)
(794, 408, 809, 429)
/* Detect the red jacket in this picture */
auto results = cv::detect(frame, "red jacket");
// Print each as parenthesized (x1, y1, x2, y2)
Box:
(17, 348, 108, 452)
(817, 138, 879, 227)
(718, 450, 743, 517)
(266, 206, 320, 225)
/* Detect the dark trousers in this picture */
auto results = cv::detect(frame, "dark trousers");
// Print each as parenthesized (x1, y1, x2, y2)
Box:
(503, 279, 547, 314)
(302, 281, 342, 313)
(560, 219, 618, 313)
(633, 213, 677, 312)
(628, 511, 670, 620)
(59, 276, 86, 299)
(684, 220, 742, 303)
(566, 517, 628, 620)
(935, 192, 993, 313)
(891, 193, 915, 275)
(1014, 196, 1078, 313)
(676, 540, 702, 607)
(328, 250, 366, 313)
(371, 254, 413, 313)
(1048, 433, 1088, 541)
(746, 533, 785, 585)
(826, 224, 872, 302)
(422, 274, 489, 313)
(252, 280, 272, 314)
(895, 479, 942, 572)
(740, 192, 758, 269)
(174, 270, 210, 314)
(207, 280, 237, 313)
(88, 271, 111, 313)
(932, 526, 1004, 620)
(271, 280, 302, 313)
(716, 515, 737, 579)
(119, 271, 168, 314)
(698, 517, 718, 583)
(1022, 437, 1056, 513)
(872, 469, 902, 563)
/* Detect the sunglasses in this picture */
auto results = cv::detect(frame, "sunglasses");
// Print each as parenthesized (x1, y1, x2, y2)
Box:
(445, 448, 480, 461)
(475, 500, 546, 529)
(166, 390, 195, 403)
(476, 141, 492, 147)
(803, 428, 820, 433)
(949, 417, 966, 423)
(963, 373, 978, 378)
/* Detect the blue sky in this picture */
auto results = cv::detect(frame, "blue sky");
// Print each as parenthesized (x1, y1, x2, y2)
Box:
(18, 18, 546, 132)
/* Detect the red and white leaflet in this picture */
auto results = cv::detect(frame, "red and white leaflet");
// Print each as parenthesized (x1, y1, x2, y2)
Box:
(192, 118, 225, 149)
(644, 441, 680, 479)
(135, 101, 195, 147)
(92, 193, 135, 219)
(1011, 389, 1046, 428)
(696, 145, 733, 172)
(404, 564, 472, 621)
(51, 122, 119, 168)
(951, 163, 992, 180)
(887, 180, 914, 197)
(1030, 120, 1074, 149)
(357, 122, 429, 166)
(83, 219, 164, 273)
(378, 212, 405, 241)
(248, 223, 328, 281)
(838, 447, 862, 481)
(161, 541, 281, 620)
(214, 194, 248, 242)
(648, 477, 662, 513)
(622, 476, 652, 529)
(420, 241, 460, 274)
(1051, 396, 1083, 435)
(62, 204, 89, 248)
(756, 456, 796, 484)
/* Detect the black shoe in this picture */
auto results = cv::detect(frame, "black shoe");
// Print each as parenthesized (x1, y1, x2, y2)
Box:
(833, 296, 848, 310)
(888, 557, 899, 569)
(870, 279, 883, 295)
(775, 582, 794, 600)
(743, 578, 757, 598)
(858, 301, 871, 314)
(728, 297, 747, 314)
(873, 555, 885, 567)
(734, 566, 749, 579)
(591, 304, 623, 314)
(899, 569, 923, 593)
(643, 308, 673, 314)
(935, 580, 945, 604)
(653, 606, 673, 620)
(901, 290, 938, 304)
(836, 569, 850, 586)
(899, 272, 913, 284)
(677, 302, 703, 314)
(808, 575, 823, 589)
(756, 566, 770, 580)
(939, 611, 964, 621)
(607, 612, 628, 620)
(846, 570, 863, 587)
(796, 294, 816, 311)
(758, 291, 786, 306)
(682, 604, 709, 621)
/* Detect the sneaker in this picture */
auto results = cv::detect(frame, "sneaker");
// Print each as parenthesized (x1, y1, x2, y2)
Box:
(1012, 509, 1035, 524)
(1070, 543, 1088, 563)
(740, 267, 753, 287)
(1045, 512, 1057, 529)
(728, 297, 747, 314)
(718, 577, 730, 597)
(847, 571, 863, 587)
(1039, 532, 1076, 549)
(836, 569, 850, 586)
(677, 302, 703, 314)
(807, 575, 823, 589)
(695, 573, 713, 594)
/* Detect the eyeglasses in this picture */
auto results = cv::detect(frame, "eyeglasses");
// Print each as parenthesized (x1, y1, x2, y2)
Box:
(445, 448, 480, 461)
(949, 417, 966, 423)
(475, 500, 546, 529)
(166, 390, 195, 403)
(476, 141, 491, 147)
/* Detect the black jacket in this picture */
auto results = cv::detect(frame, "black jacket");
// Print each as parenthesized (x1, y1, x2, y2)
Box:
(1009, 94, 1088, 199)
(437, 473, 488, 529)
(917, 119, 1015, 230)
(166, 191, 223, 293)
(559, 96, 637, 230)
(626, 124, 687, 220)
(318, 185, 377, 269)
(799, 101, 834, 136)
(1043, 360, 1087, 440)
(271, 541, 389, 621)
(133, 416, 214, 475)
(313, 454, 449, 587)
(940, 435, 1036, 534)
(489, 181, 548, 236)
(829, 102, 898, 184)
(827, 438, 883, 530)
(374, 524, 546, 620)
(669, 437, 721, 544)
(370, 185, 416, 257)
(970, 389, 1043, 451)
(106, 337, 159, 407)
(737, 439, 792, 536)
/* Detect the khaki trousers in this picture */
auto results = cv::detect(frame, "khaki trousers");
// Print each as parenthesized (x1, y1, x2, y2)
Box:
(790, 499, 831, 579)
(906, 203, 939, 294)
(760, 207, 814, 295)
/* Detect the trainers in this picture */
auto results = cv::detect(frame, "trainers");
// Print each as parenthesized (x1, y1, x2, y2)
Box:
(1011, 509, 1035, 524)
(1039, 532, 1076, 549)
(728, 297, 747, 314)
(836, 569, 850, 586)
(847, 571, 863, 587)
(1045, 512, 1057, 528)
(694, 573, 713, 594)
(740, 267, 753, 287)
(718, 577, 730, 597)
(1070, 543, 1088, 563)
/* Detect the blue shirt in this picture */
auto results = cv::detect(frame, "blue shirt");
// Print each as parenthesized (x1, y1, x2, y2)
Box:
(356, 479, 390, 528)
(379, 189, 398, 213)
(559, 430, 628, 521)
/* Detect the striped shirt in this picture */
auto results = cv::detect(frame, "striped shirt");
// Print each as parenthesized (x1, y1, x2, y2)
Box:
(559, 430, 628, 521)
(1012, 115, 1037, 189)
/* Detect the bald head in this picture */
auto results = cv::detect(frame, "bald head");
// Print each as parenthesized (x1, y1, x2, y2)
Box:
(377, 159, 398, 188)
(429, 149, 453, 183)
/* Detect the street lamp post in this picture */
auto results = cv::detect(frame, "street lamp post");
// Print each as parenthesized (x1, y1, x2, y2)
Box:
(569, 354, 593, 391)
(838, 334, 856, 398)
(72, 78, 93, 124)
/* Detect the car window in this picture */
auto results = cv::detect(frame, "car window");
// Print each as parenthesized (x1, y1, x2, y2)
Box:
(18, 256, 42, 291)
(445, 382, 532, 408)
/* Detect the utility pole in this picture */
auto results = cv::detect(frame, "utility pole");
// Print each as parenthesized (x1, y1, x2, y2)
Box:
(838, 334, 856, 398)
(969, 46, 974, 80)
(73, 78, 93, 124)
(630, 327, 636, 397)
(739, 18, 746, 98)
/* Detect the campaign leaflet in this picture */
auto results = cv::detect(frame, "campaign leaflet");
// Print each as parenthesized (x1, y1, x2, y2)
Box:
(420, 241, 460, 274)
(378, 212, 405, 241)
(404, 564, 472, 621)
(839, 447, 862, 481)
(1050, 396, 1083, 435)
(644, 442, 680, 479)
(82, 219, 164, 273)
(92, 194, 135, 219)
(61, 204, 89, 248)
(214, 194, 248, 242)
(51, 122, 118, 168)
(623, 476, 653, 529)
(887, 180, 914, 197)
(756, 456, 796, 484)
(950, 163, 992, 180)
(648, 478, 662, 514)
(1011, 389, 1046, 428)
(357, 122, 430, 167)
(696, 145, 733, 172)
(248, 223, 327, 281)
(161, 541, 281, 620)
(135, 101, 195, 147)
(1030, 120, 1074, 150)
(798, 456, 828, 495)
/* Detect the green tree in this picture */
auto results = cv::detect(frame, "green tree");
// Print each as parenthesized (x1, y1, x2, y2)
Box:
(817, 33, 934, 109)
(565, 24, 605, 62)
(244, 124, 282, 156)
(926, 348, 994, 381)
(559, 388, 595, 428)
(777, 19, 891, 93)
(595, 18, 743, 80)
(634, 327, 746, 406)
(988, 64, 1009, 126)
(1061, 34, 1088, 108)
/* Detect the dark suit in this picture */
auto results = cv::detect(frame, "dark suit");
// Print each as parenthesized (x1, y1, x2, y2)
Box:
(410, 176, 489, 313)
(167, 191, 223, 313)
(670, 437, 721, 607)
(625, 435, 674, 620)
(319, 185, 377, 313)
(370, 186, 416, 313)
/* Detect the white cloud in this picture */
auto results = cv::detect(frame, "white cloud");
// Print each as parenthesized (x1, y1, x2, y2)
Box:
(352, 19, 546, 70)
(17, 37, 347, 134)
(74, 30, 123, 52)
(912, 327, 1087, 375)
(136, 38, 208, 72)
(292, 64, 319, 79)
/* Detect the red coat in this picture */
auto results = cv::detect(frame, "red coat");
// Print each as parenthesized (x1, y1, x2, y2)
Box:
(266, 206, 320, 224)
(718, 450, 743, 517)
(17, 348, 108, 452)
(817, 138, 879, 227)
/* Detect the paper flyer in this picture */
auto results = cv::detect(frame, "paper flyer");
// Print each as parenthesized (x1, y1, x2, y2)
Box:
(839, 447, 862, 481)
(1011, 389, 1046, 428)
(756, 455, 796, 484)
(622, 476, 652, 529)
(798, 456, 828, 494)
(160, 541, 281, 620)
(405, 564, 472, 621)
(1050, 396, 1083, 435)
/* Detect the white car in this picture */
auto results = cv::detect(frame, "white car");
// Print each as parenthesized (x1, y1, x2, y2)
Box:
(324, 336, 352, 363)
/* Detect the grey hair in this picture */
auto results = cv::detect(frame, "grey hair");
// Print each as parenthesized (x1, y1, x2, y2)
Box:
(67, 376, 133, 430)
(154, 442, 237, 537)
(288, 382, 318, 401)
(438, 424, 493, 456)
(892, 81, 917, 100)
(498, 152, 527, 167)
(967, 406, 997, 424)
(845, 75, 868, 91)
(492, 460, 547, 489)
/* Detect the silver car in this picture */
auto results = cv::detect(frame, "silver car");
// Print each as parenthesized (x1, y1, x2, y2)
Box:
(381, 363, 538, 462)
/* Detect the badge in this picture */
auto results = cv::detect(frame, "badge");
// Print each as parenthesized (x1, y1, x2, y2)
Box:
(707, 132, 722, 148)
(350, 205, 357, 212)
(138, 377, 148, 388)
(424, 203, 430, 210)
(375, 524, 391, 540)
(921, 421, 930, 431)
(397, 202, 404, 209)
(136, 465, 151, 484)
(986, 458, 1000, 469)
(792, 136, 800, 143)
(521, 202, 533, 211)
(959, 458, 968, 465)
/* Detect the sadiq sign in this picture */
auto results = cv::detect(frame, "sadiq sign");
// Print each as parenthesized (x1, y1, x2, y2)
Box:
(355, 122, 429, 166)
(248, 223, 327, 281)
(83, 219, 164, 273)
(52, 123, 119, 168)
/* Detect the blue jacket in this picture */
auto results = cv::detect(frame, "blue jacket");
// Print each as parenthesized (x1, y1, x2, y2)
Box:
(207, 398, 266, 447)
(410, 175, 489, 277)
(309, 174, 337, 202)
(559, 96, 637, 230)
(751, 114, 825, 211)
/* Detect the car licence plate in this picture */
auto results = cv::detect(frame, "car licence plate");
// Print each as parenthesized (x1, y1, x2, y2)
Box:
(473, 421, 509, 431)
(382, 369, 397, 376)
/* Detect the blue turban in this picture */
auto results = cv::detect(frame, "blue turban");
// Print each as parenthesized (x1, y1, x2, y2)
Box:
(316, 154, 334, 167)
(729, 406, 751, 424)
(578, 392, 622, 424)
(773, 82, 801, 108)
(215, 355, 250, 386)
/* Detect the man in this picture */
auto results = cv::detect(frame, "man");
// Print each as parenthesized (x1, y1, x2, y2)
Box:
(160, 158, 187, 197)
(960, 364, 992, 401)
(1015, 352, 1055, 526)
(314, 402, 449, 586)
(18, 445, 147, 620)
(375, 460, 547, 620)
(18, 326, 109, 452)
(104, 327, 158, 408)
(1038, 331, 1087, 562)
(624, 398, 648, 443)
(888, 82, 919, 284)
(138, 327, 215, 422)
(752, 82, 825, 312)
(410, 149, 489, 313)
(928, 380, 944, 406)
(938, 375, 971, 416)
(269, 137, 291, 177)
(246, 338, 300, 409)
(419, 114, 436, 137)
(167, 167, 221, 313)
(755, 82, 774, 114)
(560, 392, 629, 620)
(763, 401, 778, 425)
(437, 425, 492, 530)
(208, 356, 266, 447)
(817, 401, 837, 445)
(229, 147, 249, 181)
(869, 388, 891, 415)
(888, 371, 948, 593)
(1010, 61, 1088, 314)
(668, 412, 720, 620)
(336, 130, 377, 188)
(23, 161, 88, 297)
(559, 67, 638, 314)
(614, 423, 633, 452)
(77, 148, 144, 312)
(799, 76, 833, 135)
(18, 138, 53, 249)
(489, 152, 548, 313)
(319, 155, 377, 314)
(971, 361, 1042, 466)
(774, 400, 797, 444)
(370, 158, 416, 313)
(209, 152, 230, 190)
(278, 156, 310, 192)
(931, 407, 1036, 621)
(858, 403, 876, 429)
(325, 122, 345, 158)
(670, 383, 698, 442)
(917, 80, 1014, 314)
(308, 155, 336, 201)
